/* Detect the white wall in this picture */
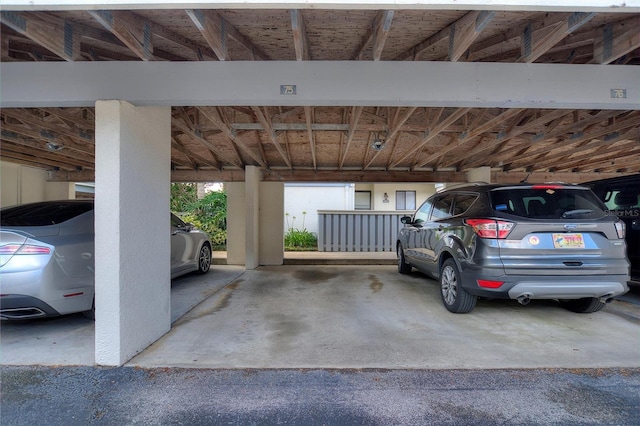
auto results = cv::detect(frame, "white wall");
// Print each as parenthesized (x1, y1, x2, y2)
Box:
(360, 183, 437, 211)
(1, 160, 75, 206)
(284, 183, 354, 236)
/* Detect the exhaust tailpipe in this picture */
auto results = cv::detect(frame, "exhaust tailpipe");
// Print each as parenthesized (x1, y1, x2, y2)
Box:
(517, 295, 531, 305)
(599, 296, 614, 304)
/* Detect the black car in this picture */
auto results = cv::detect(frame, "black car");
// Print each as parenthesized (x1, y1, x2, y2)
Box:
(584, 174, 640, 284)
(396, 183, 630, 313)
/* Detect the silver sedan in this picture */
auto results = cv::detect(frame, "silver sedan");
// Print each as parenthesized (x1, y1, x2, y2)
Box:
(0, 200, 212, 320)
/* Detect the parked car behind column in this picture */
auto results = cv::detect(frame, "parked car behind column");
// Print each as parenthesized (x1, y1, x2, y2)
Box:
(397, 183, 630, 313)
(0, 200, 212, 320)
(584, 174, 640, 284)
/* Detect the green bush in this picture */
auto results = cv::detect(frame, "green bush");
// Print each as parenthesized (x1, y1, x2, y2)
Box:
(172, 183, 227, 250)
(284, 212, 317, 251)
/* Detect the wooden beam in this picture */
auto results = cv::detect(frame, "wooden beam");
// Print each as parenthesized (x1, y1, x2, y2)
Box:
(448, 10, 495, 61)
(339, 106, 363, 169)
(364, 106, 416, 170)
(304, 106, 317, 169)
(505, 112, 640, 169)
(197, 106, 267, 167)
(171, 116, 238, 169)
(290, 9, 310, 61)
(372, 10, 394, 61)
(2, 109, 94, 143)
(88, 10, 155, 61)
(0, 11, 81, 61)
(413, 108, 523, 169)
(388, 108, 470, 169)
(251, 106, 292, 168)
(521, 12, 595, 63)
(186, 9, 269, 61)
(593, 16, 640, 64)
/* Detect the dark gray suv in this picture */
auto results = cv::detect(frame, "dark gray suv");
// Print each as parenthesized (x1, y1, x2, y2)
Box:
(397, 183, 630, 314)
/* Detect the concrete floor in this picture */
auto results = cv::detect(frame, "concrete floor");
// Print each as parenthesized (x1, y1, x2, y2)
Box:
(2, 261, 638, 370)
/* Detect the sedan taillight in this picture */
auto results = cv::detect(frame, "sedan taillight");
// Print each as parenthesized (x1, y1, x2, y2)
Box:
(465, 219, 514, 239)
(615, 221, 626, 239)
(0, 244, 51, 255)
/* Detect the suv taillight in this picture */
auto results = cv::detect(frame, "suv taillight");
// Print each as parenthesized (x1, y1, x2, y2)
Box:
(615, 221, 626, 239)
(465, 219, 514, 239)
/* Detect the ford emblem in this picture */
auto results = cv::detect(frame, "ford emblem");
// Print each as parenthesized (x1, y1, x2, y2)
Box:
(564, 224, 578, 230)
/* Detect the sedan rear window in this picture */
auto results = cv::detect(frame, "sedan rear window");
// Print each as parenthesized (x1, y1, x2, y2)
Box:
(1, 202, 93, 226)
(489, 187, 606, 219)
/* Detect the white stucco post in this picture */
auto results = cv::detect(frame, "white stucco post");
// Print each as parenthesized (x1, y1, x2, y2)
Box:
(245, 165, 261, 269)
(259, 182, 284, 266)
(94, 100, 171, 366)
(225, 182, 246, 266)
(467, 167, 492, 184)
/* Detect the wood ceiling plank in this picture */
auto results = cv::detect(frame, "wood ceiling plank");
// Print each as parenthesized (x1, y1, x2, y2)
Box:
(413, 108, 524, 169)
(339, 106, 363, 169)
(290, 9, 310, 61)
(252, 106, 292, 168)
(304, 106, 317, 169)
(449, 10, 495, 61)
(387, 107, 470, 169)
(593, 16, 640, 64)
(1, 11, 82, 61)
(521, 12, 595, 63)
(88, 10, 156, 61)
(197, 106, 267, 167)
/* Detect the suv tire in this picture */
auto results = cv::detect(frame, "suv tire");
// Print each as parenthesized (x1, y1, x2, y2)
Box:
(397, 245, 412, 274)
(559, 297, 606, 313)
(440, 259, 477, 313)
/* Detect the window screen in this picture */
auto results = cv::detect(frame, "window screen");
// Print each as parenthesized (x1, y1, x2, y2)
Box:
(396, 191, 416, 210)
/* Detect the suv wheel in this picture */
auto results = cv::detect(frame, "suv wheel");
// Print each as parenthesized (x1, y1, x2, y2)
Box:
(559, 297, 606, 313)
(397, 245, 412, 274)
(440, 259, 477, 313)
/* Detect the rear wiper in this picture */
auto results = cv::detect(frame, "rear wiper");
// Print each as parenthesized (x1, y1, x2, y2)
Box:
(562, 209, 594, 218)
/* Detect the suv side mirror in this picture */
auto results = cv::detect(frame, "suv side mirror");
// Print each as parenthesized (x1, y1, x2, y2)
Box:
(400, 216, 412, 224)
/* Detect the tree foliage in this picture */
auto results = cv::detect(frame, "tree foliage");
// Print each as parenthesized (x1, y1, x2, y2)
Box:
(171, 183, 227, 248)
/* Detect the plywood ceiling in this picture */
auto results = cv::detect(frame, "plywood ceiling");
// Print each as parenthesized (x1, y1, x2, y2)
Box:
(1, 8, 639, 183)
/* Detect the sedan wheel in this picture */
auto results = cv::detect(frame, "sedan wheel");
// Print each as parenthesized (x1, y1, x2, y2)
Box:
(197, 244, 212, 274)
(440, 259, 476, 313)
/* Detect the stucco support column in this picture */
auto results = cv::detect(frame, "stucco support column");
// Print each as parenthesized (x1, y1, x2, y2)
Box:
(225, 182, 245, 266)
(245, 165, 261, 269)
(467, 167, 492, 184)
(259, 182, 284, 266)
(94, 100, 171, 366)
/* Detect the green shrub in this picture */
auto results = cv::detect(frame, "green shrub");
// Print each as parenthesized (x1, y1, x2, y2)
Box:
(284, 212, 317, 251)
(172, 184, 227, 250)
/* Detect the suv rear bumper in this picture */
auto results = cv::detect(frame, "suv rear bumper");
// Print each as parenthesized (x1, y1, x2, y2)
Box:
(461, 271, 629, 301)
(507, 280, 627, 301)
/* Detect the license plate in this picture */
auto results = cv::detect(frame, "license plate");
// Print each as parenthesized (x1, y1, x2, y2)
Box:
(552, 233, 585, 249)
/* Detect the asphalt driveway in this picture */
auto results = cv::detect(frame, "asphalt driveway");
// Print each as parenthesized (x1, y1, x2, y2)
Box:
(1, 265, 638, 369)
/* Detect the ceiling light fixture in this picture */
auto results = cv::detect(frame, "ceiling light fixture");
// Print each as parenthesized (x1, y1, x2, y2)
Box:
(46, 142, 64, 151)
(370, 132, 386, 151)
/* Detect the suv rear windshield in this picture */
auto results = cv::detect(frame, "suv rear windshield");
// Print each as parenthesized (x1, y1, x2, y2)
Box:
(0, 202, 94, 226)
(489, 186, 606, 219)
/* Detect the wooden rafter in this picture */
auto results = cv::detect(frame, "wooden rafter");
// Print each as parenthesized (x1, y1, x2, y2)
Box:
(413, 108, 524, 169)
(186, 9, 269, 61)
(364, 106, 416, 169)
(88, 10, 156, 61)
(521, 12, 595, 63)
(387, 108, 469, 169)
(290, 9, 310, 61)
(197, 106, 267, 168)
(0, 11, 82, 61)
(304, 106, 317, 169)
(339, 106, 363, 169)
(592, 16, 640, 64)
(395, 10, 493, 61)
(252, 106, 292, 168)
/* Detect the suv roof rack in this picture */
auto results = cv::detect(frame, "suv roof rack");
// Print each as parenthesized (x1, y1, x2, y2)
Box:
(439, 182, 489, 191)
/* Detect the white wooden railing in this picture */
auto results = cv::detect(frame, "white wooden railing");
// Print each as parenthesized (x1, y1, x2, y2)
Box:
(317, 210, 413, 252)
